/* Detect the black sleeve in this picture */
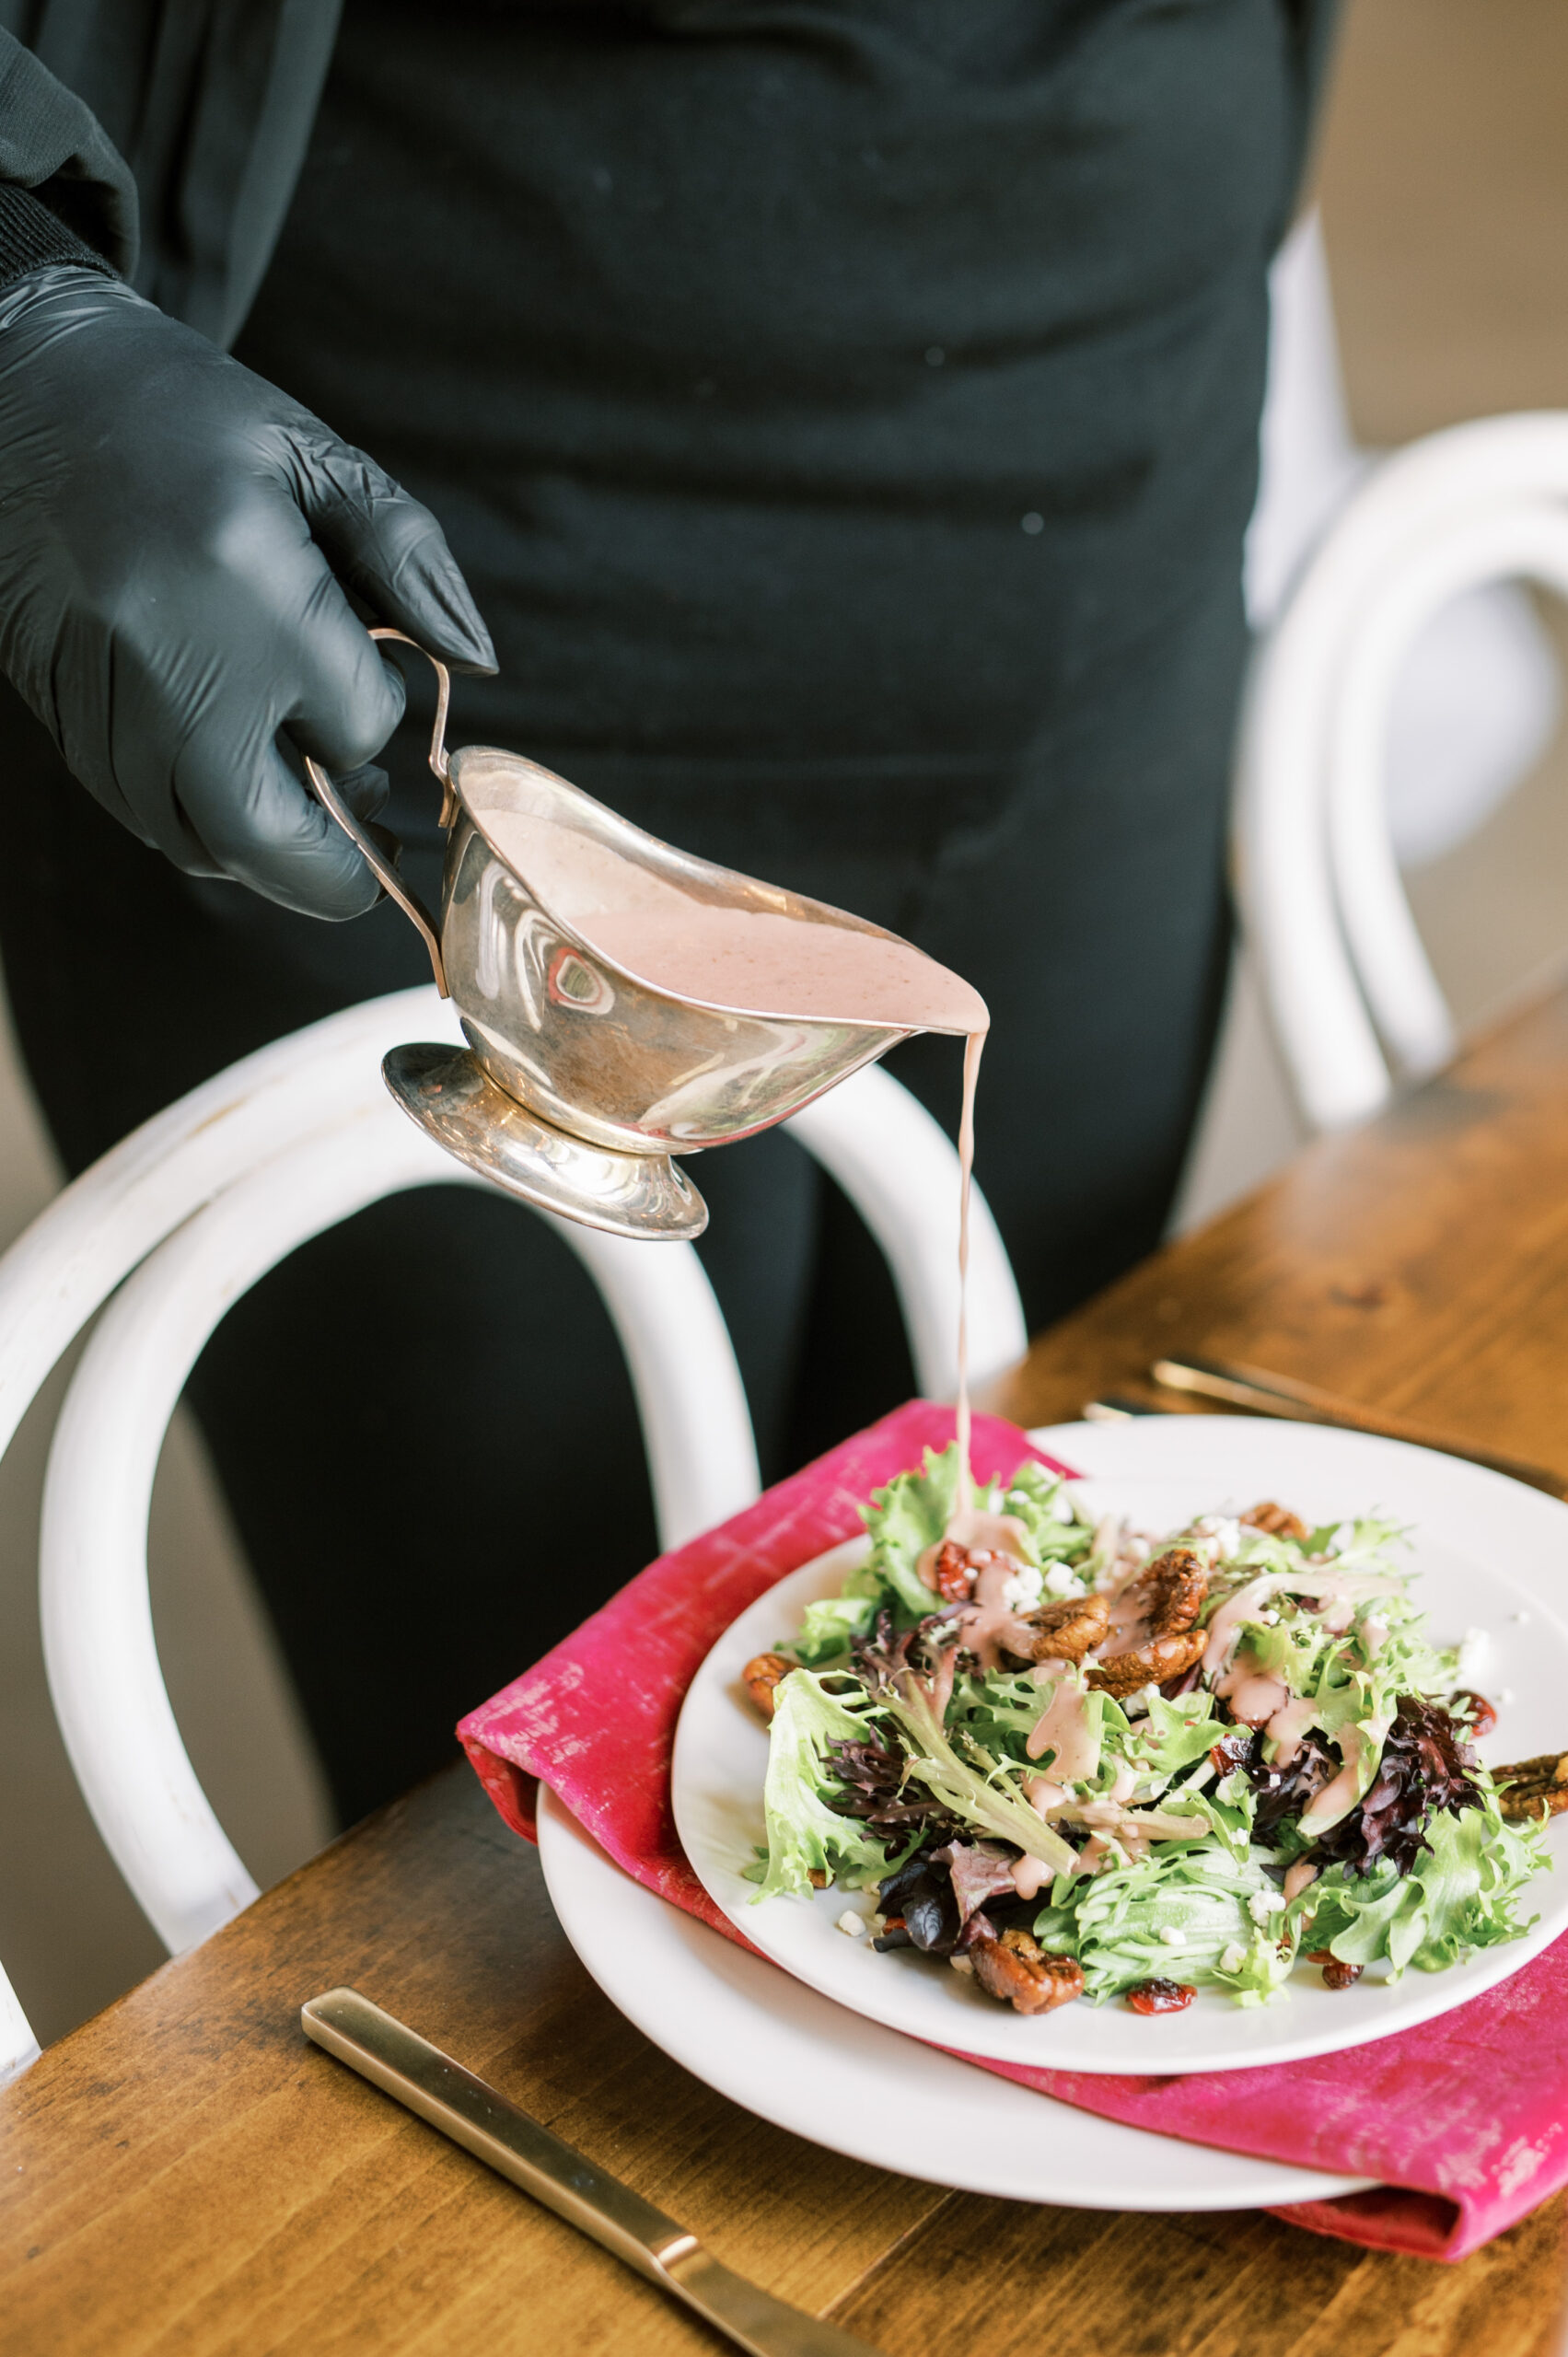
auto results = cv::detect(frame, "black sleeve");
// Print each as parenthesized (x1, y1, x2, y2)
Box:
(0, 28, 137, 295)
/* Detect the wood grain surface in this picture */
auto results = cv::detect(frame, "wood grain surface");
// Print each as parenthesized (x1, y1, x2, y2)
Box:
(8, 993, 1568, 2355)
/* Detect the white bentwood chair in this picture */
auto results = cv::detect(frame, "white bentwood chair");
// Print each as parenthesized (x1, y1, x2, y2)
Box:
(1236, 411, 1568, 1132)
(2, 985, 1023, 2053)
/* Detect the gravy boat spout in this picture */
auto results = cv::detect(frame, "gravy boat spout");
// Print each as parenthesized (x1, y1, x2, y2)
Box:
(306, 633, 985, 1242)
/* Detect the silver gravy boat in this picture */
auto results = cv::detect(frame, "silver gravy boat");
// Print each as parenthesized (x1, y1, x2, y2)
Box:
(306, 632, 973, 1241)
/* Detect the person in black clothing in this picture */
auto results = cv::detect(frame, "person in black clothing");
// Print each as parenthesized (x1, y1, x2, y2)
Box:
(0, 3, 1334, 1825)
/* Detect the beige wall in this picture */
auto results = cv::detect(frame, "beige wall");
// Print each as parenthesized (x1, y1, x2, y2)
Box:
(7, 0, 1568, 2045)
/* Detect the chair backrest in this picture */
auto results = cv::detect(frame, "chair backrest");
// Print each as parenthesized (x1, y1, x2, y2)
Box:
(1235, 412, 1568, 1132)
(6, 988, 1023, 1969)
(0, 1962, 40, 2085)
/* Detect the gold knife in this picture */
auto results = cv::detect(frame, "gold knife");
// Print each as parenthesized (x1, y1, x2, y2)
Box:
(1149, 1353, 1568, 1502)
(302, 1988, 880, 2357)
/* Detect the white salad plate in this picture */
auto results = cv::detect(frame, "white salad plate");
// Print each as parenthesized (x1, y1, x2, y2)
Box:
(672, 1417, 1568, 2076)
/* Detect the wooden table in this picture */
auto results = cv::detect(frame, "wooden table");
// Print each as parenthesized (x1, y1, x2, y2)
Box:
(9, 993, 1568, 2356)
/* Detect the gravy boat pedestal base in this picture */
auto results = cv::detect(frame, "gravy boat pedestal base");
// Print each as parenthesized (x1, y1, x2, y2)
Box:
(383, 1043, 710, 1242)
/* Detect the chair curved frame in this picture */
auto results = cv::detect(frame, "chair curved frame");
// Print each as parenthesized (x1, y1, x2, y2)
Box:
(39, 1098, 762, 1954)
(1236, 412, 1568, 1132)
(12, 988, 1023, 1966)
(0, 1968, 39, 2085)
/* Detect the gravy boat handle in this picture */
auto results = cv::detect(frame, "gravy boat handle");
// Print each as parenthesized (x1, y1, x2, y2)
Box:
(303, 626, 455, 998)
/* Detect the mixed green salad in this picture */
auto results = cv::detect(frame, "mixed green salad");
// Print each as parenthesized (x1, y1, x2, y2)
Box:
(740, 1446, 1553, 2016)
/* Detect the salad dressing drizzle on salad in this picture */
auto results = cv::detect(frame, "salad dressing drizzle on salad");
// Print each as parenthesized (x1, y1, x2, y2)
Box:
(746, 1451, 1549, 2019)
(1260, 1692, 1318, 1767)
(1215, 1659, 1291, 1730)
(928, 1552, 1038, 1671)
(1025, 1672, 1099, 1774)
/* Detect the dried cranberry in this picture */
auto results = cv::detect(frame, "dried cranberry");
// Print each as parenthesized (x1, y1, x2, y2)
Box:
(931, 1540, 976, 1603)
(1307, 1947, 1363, 1991)
(1126, 1978, 1196, 2014)
(1452, 1689, 1498, 1738)
(1210, 1729, 1258, 1777)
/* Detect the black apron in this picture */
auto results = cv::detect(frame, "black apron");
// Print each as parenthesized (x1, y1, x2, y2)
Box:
(0, 0, 1326, 1821)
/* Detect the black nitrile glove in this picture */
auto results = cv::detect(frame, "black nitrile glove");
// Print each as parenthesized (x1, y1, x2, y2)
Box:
(0, 264, 495, 918)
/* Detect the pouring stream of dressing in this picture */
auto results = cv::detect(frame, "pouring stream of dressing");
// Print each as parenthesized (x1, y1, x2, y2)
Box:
(953, 1028, 984, 1513)
(478, 804, 992, 1493)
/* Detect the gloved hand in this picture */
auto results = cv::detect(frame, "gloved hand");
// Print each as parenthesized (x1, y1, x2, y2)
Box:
(0, 264, 495, 919)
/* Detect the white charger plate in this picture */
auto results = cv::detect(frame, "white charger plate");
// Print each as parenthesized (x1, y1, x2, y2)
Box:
(537, 1788, 1371, 2209)
(673, 1419, 1568, 2075)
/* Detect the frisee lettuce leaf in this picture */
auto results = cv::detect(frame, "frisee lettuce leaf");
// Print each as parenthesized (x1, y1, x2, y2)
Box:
(790, 1592, 877, 1667)
(1002, 1462, 1092, 1564)
(849, 1446, 1093, 1628)
(1293, 1793, 1548, 1977)
(850, 1445, 965, 1622)
(880, 1672, 1077, 1875)
(1034, 1840, 1295, 2004)
(753, 1670, 889, 1900)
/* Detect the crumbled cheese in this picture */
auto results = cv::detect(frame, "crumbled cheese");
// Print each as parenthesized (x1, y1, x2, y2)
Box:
(1123, 1682, 1162, 1719)
(1248, 1888, 1285, 1923)
(1051, 1489, 1076, 1524)
(836, 1910, 866, 1939)
(1042, 1562, 1083, 1601)
(1158, 1926, 1186, 1948)
(1218, 1942, 1248, 1976)
(1457, 1626, 1490, 1684)
(1258, 1608, 1280, 1626)
(949, 1953, 975, 1976)
(1003, 1562, 1046, 1611)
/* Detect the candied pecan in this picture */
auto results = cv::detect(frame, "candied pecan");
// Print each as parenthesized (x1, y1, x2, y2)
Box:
(1307, 1948, 1363, 1990)
(970, 1926, 1083, 2015)
(1086, 1630, 1207, 1699)
(1243, 1502, 1307, 1542)
(1027, 1591, 1109, 1664)
(1134, 1545, 1209, 1636)
(929, 1539, 977, 1604)
(1126, 1978, 1195, 2014)
(1451, 1689, 1497, 1738)
(1501, 1787, 1568, 1823)
(1494, 1751, 1568, 1821)
(742, 1652, 795, 1721)
(1493, 1751, 1568, 1786)
(807, 1868, 830, 1889)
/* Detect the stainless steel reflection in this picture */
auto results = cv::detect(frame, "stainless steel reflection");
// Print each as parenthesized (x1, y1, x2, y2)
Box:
(440, 747, 915, 1156)
(306, 631, 958, 1238)
(383, 1043, 710, 1240)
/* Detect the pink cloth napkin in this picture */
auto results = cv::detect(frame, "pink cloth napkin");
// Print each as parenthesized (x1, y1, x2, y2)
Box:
(459, 1399, 1568, 2262)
